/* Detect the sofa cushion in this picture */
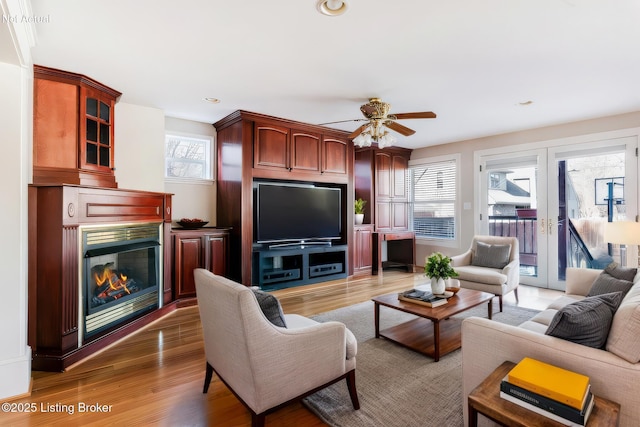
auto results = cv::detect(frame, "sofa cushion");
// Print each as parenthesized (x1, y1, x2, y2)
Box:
(454, 265, 507, 285)
(472, 241, 511, 269)
(252, 289, 287, 328)
(545, 292, 624, 349)
(604, 262, 637, 281)
(546, 295, 585, 311)
(587, 270, 634, 298)
(606, 284, 640, 363)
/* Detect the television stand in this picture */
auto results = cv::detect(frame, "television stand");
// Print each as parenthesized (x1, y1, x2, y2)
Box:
(268, 240, 332, 249)
(253, 244, 348, 289)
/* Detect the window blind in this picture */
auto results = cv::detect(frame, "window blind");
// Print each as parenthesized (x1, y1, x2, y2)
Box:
(409, 159, 456, 239)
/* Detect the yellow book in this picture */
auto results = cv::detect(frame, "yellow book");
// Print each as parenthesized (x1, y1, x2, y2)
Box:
(508, 358, 590, 410)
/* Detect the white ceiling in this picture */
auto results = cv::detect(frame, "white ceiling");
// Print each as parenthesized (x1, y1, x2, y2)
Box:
(29, 0, 640, 149)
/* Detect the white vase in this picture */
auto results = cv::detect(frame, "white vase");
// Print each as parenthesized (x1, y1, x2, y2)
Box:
(355, 213, 364, 225)
(430, 277, 446, 295)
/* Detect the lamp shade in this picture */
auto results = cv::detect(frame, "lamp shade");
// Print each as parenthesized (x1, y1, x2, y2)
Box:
(604, 221, 640, 245)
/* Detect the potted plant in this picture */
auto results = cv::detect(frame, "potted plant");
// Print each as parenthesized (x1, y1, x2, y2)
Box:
(354, 198, 366, 224)
(425, 252, 458, 294)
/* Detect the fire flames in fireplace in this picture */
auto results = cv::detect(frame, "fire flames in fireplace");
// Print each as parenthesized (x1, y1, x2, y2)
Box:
(91, 262, 141, 307)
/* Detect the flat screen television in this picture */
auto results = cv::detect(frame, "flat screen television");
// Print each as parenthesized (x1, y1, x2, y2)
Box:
(254, 182, 342, 244)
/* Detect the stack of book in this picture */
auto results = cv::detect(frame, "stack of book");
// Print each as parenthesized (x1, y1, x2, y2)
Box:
(500, 357, 595, 426)
(398, 289, 448, 307)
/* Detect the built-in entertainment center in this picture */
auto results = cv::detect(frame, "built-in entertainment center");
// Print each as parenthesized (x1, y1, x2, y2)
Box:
(214, 110, 353, 287)
(252, 180, 348, 288)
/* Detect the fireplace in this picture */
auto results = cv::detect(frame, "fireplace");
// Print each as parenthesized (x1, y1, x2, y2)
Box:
(81, 223, 162, 341)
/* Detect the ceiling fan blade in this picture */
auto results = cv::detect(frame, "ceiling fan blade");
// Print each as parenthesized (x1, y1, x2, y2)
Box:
(319, 118, 367, 125)
(392, 111, 437, 120)
(386, 121, 416, 136)
(349, 124, 369, 139)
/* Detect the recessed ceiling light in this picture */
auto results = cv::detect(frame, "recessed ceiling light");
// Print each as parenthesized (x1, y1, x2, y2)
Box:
(203, 97, 221, 104)
(316, 0, 348, 16)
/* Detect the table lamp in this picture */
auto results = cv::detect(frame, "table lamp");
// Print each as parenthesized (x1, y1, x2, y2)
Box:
(604, 221, 640, 266)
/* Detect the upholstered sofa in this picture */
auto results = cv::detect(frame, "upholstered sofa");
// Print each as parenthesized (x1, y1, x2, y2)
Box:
(461, 266, 640, 426)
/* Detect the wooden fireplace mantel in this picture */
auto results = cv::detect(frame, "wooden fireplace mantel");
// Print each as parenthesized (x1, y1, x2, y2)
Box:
(28, 184, 173, 371)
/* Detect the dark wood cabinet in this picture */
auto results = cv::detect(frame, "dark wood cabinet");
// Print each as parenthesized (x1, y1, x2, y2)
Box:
(254, 122, 290, 170)
(33, 65, 121, 188)
(253, 121, 344, 177)
(355, 147, 411, 232)
(353, 224, 374, 276)
(214, 110, 353, 285)
(172, 228, 229, 299)
(322, 136, 348, 175)
(355, 147, 415, 274)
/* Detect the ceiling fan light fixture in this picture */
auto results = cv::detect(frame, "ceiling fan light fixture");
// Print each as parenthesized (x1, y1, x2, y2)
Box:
(316, 0, 348, 16)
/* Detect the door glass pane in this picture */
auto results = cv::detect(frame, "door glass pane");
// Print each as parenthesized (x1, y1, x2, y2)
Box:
(559, 152, 625, 278)
(100, 101, 110, 122)
(99, 146, 110, 167)
(86, 119, 98, 142)
(86, 143, 97, 164)
(487, 166, 538, 278)
(86, 98, 98, 117)
(100, 123, 110, 145)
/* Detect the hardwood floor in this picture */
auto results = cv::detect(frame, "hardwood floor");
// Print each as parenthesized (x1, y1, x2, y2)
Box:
(4, 271, 561, 426)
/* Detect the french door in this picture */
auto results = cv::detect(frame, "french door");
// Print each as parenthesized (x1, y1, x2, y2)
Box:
(479, 137, 637, 290)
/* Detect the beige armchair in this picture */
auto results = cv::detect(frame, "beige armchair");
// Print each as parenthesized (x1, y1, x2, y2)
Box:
(450, 235, 520, 312)
(194, 268, 359, 427)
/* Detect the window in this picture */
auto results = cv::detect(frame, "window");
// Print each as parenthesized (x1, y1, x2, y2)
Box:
(409, 156, 458, 240)
(165, 133, 214, 181)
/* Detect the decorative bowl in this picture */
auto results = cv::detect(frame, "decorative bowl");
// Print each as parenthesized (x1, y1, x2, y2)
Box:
(445, 286, 461, 294)
(177, 219, 209, 229)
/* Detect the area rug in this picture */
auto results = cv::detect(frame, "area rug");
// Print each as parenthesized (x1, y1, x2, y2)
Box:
(302, 301, 540, 427)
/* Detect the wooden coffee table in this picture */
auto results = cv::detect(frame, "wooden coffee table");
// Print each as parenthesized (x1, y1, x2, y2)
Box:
(372, 288, 494, 361)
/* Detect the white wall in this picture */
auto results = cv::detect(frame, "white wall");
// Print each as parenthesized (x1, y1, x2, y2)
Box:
(411, 111, 640, 268)
(164, 117, 217, 225)
(0, 62, 32, 399)
(114, 103, 166, 193)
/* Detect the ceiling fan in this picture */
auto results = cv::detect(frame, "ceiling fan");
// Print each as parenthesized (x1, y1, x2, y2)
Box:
(320, 98, 436, 148)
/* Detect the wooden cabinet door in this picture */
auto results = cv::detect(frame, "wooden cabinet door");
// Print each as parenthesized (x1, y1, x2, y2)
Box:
(392, 202, 408, 230)
(204, 234, 227, 276)
(174, 235, 204, 298)
(80, 86, 116, 173)
(322, 137, 348, 175)
(353, 225, 373, 274)
(254, 122, 290, 170)
(392, 154, 408, 200)
(376, 202, 392, 231)
(290, 130, 321, 173)
(33, 78, 79, 169)
(375, 152, 392, 200)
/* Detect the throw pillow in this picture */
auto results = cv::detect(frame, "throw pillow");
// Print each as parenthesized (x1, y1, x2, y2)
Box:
(545, 292, 624, 348)
(471, 241, 511, 269)
(587, 268, 634, 298)
(604, 261, 637, 282)
(252, 289, 287, 328)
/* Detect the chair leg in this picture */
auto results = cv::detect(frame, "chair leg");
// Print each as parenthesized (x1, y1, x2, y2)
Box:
(513, 287, 519, 303)
(346, 370, 360, 410)
(251, 413, 266, 427)
(203, 362, 214, 393)
(499, 295, 503, 312)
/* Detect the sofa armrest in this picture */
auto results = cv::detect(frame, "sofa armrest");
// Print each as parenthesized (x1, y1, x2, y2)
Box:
(451, 250, 472, 267)
(501, 258, 520, 288)
(565, 267, 601, 296)
(461, 316, 640, 427)
(248, 320, 352, 406)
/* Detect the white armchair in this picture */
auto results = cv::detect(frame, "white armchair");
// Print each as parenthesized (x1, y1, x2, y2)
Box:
(450, 235, 520, 312)
(194, 268, 359, 426)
